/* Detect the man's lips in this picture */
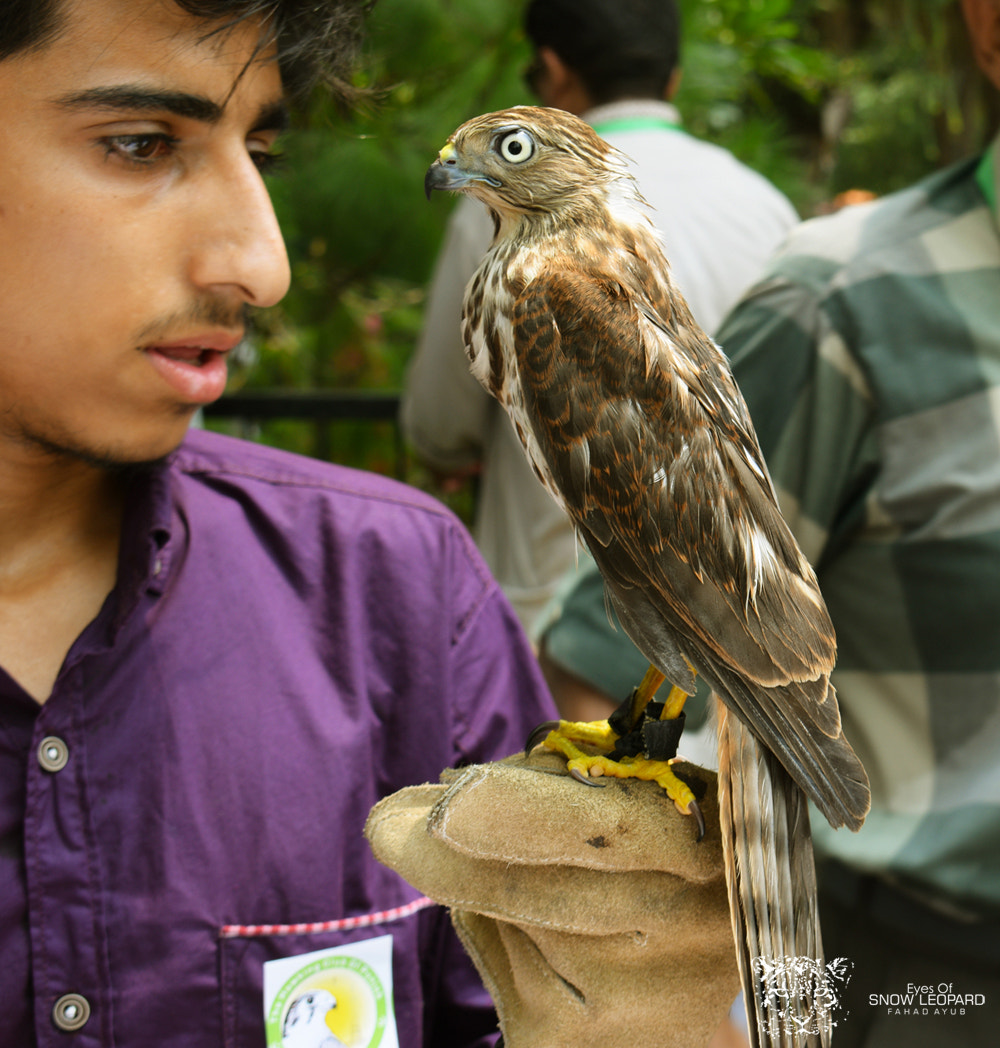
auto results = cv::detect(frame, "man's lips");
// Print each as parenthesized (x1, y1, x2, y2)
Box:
(148, 331, 244, 356)
(144, 331, 243, 403)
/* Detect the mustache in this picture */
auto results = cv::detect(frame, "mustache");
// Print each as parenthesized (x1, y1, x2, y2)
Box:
(133, 300, 252, 345)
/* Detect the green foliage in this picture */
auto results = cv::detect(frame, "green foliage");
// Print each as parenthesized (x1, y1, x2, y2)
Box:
(675, 0, 838, 210)
(208, 0, 999, 485)
(676, 0, 996, 206)
(828, 0, 995, 194)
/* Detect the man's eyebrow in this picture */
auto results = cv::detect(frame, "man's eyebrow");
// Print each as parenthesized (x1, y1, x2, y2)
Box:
(51, 85, 290, 132)
(54, 85, 224, 121)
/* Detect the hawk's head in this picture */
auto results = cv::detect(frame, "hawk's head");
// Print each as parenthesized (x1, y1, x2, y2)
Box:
(425, 106, 633, 223)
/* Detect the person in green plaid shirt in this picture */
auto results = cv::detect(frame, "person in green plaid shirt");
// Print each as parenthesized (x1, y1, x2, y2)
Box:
(536, 1, 1000, 1041)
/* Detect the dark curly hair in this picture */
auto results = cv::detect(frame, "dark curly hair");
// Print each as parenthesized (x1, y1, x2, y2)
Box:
(0, 0, 374, 104)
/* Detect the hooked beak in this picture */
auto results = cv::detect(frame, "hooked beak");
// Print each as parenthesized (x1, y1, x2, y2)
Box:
(424, 141, 500, 200)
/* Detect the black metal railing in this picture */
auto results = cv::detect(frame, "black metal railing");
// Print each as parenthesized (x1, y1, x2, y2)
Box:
(203, 389, 406, 477)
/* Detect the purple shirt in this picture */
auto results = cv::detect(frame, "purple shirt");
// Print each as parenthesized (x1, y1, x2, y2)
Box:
(0, 429, 556, 1047)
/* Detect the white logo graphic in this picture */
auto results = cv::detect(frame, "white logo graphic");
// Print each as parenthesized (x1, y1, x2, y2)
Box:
(753, 955, 852, 1036)
(282, 989, 349, 1048)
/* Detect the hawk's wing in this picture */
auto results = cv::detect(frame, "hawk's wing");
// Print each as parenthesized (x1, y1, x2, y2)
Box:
(511, 259, 868, 829)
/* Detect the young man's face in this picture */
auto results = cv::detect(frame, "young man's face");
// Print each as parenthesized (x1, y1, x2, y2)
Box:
(0, 0, 291, 467)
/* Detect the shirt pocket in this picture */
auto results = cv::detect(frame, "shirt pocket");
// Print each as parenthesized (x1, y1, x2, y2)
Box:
(218, 898, 437, 1048)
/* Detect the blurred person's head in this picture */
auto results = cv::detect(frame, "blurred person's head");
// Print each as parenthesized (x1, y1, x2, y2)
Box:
(523, 0, 681, 114)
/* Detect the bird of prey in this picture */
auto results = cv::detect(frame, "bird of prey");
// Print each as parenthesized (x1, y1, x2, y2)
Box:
(282, 990, 348, 1048)
(425, 106, 870, 1047)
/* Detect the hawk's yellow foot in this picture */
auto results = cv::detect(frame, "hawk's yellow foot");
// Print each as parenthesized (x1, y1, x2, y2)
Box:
(571, 747, 697, 810)
(525, 674, 706, 839)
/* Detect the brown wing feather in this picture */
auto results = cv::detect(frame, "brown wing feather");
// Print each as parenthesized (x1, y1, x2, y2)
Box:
(511, 260, 869, 828)
(511, 259, 823, 675)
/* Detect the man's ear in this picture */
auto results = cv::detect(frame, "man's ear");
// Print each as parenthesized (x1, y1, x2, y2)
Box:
(535, 46, 593, 116)
(962, 0, 1000, 91)
(665, 67, 683, 102)
(536, 46, 573, 95)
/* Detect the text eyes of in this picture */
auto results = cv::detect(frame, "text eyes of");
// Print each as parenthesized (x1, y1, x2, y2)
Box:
(497, 130, 534, 164)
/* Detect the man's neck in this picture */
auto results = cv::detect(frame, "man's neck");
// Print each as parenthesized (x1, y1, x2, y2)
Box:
(0, 450, 127, 703)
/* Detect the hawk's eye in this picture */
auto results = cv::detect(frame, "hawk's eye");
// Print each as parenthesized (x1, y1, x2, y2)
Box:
(497, 130, 535, 164)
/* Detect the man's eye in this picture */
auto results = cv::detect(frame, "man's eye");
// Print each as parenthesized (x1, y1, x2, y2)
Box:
(102, 133, 178, 164)
(251, 148, 286, 176)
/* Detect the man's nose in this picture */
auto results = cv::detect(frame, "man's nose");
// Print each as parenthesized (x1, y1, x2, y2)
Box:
(186, 151, 291, 308)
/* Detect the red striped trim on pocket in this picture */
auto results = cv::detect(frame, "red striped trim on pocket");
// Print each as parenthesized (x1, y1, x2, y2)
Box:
(219, 896, 436, 939)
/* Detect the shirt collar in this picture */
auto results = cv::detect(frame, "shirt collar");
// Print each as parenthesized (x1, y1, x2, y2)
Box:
(114, 457, 175, 618)
(975, 129, 1000, 230)
(35, 461, 176, 679)
(583, 99, 683, 137)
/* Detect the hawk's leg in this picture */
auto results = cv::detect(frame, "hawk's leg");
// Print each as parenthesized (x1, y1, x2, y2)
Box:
(527, 663, 704, 837)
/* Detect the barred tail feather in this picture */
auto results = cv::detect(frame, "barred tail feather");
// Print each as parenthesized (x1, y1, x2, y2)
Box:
(716, 700, 830, 1048)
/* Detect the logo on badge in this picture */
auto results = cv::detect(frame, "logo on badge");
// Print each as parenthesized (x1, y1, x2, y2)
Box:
(264, 935, 398, 1048)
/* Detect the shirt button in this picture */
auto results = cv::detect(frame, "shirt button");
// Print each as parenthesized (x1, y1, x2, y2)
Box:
(37, 736, 70, 774)
(52, 993, 91, 1032)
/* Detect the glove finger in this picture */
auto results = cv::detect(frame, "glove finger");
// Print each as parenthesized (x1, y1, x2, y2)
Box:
(367, 781, 710, 933)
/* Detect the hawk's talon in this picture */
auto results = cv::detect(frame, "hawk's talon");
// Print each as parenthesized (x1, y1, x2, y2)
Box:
(525, 720, 562, 755)
(689, 798, 706, 842)
(570, 767, 605, 788)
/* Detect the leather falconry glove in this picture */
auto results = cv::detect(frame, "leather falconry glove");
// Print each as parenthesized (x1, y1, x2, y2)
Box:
(364, 750, 740, 1048)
